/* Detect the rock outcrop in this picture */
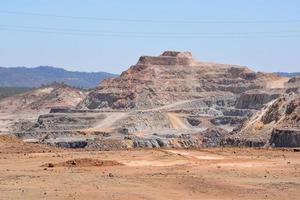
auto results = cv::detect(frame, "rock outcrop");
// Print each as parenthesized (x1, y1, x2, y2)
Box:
(285, 77, 300, 94)
(235, 89, 282, 110)
(225, 93, 300, 147)
(270, 129, 300, 147)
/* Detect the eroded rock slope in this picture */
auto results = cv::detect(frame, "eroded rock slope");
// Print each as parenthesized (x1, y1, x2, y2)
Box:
(78, 51, 282, 110)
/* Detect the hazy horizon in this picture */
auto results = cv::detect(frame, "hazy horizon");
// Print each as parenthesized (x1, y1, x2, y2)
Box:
(1, 1, 300, 73)
(0, 54, 299, 74)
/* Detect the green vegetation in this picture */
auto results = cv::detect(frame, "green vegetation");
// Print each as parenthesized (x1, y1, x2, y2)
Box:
(0, 87, 32, 100)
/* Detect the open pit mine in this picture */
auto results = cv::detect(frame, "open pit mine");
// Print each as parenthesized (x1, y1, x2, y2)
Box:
(1, 51, 298, 150)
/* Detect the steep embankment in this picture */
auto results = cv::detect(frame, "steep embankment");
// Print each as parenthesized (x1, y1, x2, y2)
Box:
(225, 93, 300, 147)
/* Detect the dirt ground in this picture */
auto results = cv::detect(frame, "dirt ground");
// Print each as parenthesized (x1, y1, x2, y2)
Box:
(0, 136, 299, 200)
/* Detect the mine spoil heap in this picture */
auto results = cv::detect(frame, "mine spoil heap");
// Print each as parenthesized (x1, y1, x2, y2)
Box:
(78, 51, 281, 110)
(9, 51, 300, 149)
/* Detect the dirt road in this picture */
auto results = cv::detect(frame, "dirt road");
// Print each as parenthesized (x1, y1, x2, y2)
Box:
(167, 112, 189, 130)
(86, 112, 129, 132)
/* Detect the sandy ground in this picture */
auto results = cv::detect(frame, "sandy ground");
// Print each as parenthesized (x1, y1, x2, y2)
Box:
(0, 136, 300, 200)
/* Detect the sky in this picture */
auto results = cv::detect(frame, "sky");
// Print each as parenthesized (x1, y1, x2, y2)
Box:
(0, 0, 299, 74)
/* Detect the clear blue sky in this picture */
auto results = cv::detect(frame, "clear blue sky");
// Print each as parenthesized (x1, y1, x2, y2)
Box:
(0, 0, 299, 73)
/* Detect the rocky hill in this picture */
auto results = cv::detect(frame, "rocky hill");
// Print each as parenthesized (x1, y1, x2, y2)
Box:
(0, 83, 88, 135)
(0, 66, 117, 88)
(79, 51, 284, 110)
(0, 83, 87, 113)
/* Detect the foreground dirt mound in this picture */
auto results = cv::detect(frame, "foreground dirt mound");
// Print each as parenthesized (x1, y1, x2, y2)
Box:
(78, 51, 284, 110)
(0, 83, 87, 113)
(42, 158, 124, 167)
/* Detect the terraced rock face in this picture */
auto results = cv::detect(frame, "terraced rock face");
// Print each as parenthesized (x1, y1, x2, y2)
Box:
(235, 89, 282, 110)
(78, 51, 283, 110)
(225, 93, 300, 147)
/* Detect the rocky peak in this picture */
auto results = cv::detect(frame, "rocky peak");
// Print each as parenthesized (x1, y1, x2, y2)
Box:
(137, 51, 195, 66)
(161, 51, 193, 58)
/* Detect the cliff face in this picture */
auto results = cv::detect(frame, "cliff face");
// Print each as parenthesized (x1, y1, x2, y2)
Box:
(78, 51, 283, 110)
(270, 129, 300, 147)
(235, 89, 282, 110)
(225, 93, 300, 147)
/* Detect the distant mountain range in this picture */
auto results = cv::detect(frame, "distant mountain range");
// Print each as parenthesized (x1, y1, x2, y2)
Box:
(275, 72, 300, 77)
(0, 66, 118, 88)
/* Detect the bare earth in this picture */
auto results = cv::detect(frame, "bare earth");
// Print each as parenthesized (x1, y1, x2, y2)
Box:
(0, 136, 299, 200)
